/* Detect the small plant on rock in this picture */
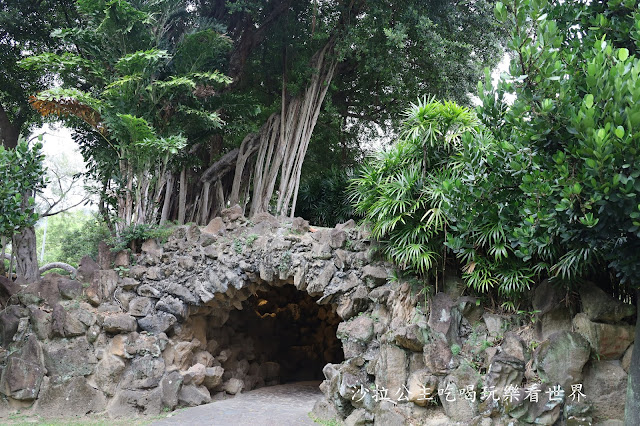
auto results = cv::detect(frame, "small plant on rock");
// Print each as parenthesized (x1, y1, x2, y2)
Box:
(278, 250, 292, 273)
(245, 234, 259, 247)
(114, 265, 130, 278)
(233, 238, 243, 254)
(451, 343, 461, 356)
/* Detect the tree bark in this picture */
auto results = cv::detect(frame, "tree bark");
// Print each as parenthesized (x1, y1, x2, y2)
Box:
(0, 104, 20, 150)
(625, 290, 640, 425)
(248, 38, 337, 217)
(12, 226, 39, 284)
(214, 180, 225, 219)
(249, 114, 281, 216)
(178, 168, 187, 224)
(0, 236, 6, 277)
(229, 133, 261, 206)
(116, 156, 134, 234)
(200, 148, 242, 184)
(200, 181, 211, 225)
(160, 173, 174, 225)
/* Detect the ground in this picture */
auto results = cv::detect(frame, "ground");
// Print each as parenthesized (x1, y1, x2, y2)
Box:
(0, 382, 323, 426)
(153, 381, 322, 426)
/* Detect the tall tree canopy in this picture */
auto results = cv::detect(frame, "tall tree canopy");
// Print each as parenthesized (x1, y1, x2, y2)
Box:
(26, 0, 505, 233)
(196, 0, 505, 217)
(0, 0, 77, 149)
(25, 0, 232, 232)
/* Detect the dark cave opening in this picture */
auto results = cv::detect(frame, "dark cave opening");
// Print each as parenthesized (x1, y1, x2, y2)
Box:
(207, 283, 344, 385)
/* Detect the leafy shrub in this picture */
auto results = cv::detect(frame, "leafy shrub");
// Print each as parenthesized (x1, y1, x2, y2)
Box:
(353, 0, 640, 306)
(0, 140, 46, 242)
(58, 215, 111, 266)
(350, 98, 478, 277)
(447, 0, 640, 296)
(109, 222, 174, 253)
(296, 167, 360, 227)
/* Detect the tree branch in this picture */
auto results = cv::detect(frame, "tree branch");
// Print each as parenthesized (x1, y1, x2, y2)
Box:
(41, 197, 89, 217)
(199, 148, 241, 183)
(227, 0, 294, 85)
(39, 262, 77, 277)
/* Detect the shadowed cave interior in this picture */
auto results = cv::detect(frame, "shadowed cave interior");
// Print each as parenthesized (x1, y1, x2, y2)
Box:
(205, 283, 344, 386)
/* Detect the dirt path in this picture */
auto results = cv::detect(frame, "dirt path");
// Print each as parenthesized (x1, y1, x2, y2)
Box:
(153, 381, 323, 426)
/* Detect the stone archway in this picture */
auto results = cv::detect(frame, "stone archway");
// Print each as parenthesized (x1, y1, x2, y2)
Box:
(120, 210, 381, 406)
(0, 209, 395, 419)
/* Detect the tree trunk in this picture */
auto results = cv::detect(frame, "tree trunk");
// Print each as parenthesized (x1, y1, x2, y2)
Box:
(229, 133, 261, 206)
(214, 180, 225, 219)
(625, 290, 640, 425)
(149, 171, 166, 224)
(200, 182, 211, 225)
(160, 173, 174, 225)
(248, 114, 280, 215)
(178, 168, 187, 224)
(99, 177, 113, 232)
(125, 161, 134, 228)
(0, 236, 6, 277)
(248, 39, 336, 217)
(12, 226, 39, 284)
(0, 104, 20, 150)
(116, 157, 134, 234)
(135, 170, 150, 225)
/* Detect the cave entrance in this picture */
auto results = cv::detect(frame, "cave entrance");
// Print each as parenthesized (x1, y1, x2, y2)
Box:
(206, 283, 343, 388)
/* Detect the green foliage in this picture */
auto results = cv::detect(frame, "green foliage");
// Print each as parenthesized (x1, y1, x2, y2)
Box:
(56, 214, 111, 267)
(357, 0, 640, 301)
(450, 343, 461, 356)
(447, 0, 640, 293)
(0, 0, 77, 141)
(245, 234, 259, 247)
(296, 167, 359, 227)
(279, 250, 292, 273)
(233, 238, 243, 254)
(0, 140, 46, 238)
(351, 98, 479, 276)
(308, 412, 342, 426)
(114, 265, 130, 278)
(21, 0, 232, 232)
(109, 222, 174, 252)
(36, 210, 94, 266)
(331, 0, 505, 121)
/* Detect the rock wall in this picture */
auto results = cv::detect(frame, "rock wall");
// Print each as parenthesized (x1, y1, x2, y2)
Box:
(0, 206, 635, 424)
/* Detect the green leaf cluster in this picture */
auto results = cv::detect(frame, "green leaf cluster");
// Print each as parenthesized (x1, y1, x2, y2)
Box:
(0, 141, 46, 238)
(0, 0, 78, 140)
(109, 222, 174, 253)
(37, 211, 110, 267)
(21, 0, 232, 230)
(353, 0, 640, 299)
(296, 167, 360, 227)
(463, 0, 640, 290)
(351, 98, 478, 276)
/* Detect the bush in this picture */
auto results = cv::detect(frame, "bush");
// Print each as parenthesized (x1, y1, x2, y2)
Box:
(109, 222, 174, 253)
(350, 98, 478, 277)
(448, 0, 640, 295)
(296, 167, 360, 227)
(353, 1, 640, 306)
(58, 214, 111, 266)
